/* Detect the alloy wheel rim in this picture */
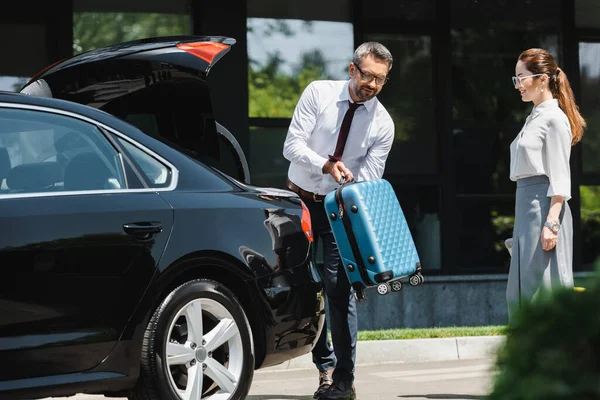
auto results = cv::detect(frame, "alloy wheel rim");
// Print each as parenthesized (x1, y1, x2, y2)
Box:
(165, 298, 243, 400)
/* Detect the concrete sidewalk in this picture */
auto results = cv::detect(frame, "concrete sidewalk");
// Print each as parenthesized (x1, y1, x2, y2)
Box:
(262, 335, 505, 371)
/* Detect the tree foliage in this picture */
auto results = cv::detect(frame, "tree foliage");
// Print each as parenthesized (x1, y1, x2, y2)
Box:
(487, 266, 600, 400)
(73, 12, 191, 54)
(249, 51, 330, 118)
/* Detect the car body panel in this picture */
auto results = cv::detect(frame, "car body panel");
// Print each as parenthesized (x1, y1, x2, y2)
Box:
(0, 91, 324, 399)
(1, 34, 325, 399)
(0, 193, 174, 382)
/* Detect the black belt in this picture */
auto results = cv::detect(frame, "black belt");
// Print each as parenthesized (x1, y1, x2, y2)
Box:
(286, 179, 326, 202)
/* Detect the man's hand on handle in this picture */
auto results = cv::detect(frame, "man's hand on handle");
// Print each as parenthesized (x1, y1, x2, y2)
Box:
(323, 160, 353, 183)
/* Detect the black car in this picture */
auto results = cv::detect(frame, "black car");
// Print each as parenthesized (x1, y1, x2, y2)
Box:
(0, 36, 325, 400)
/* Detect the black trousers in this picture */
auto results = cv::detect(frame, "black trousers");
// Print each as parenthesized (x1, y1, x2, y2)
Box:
(304, 197, 358, 383)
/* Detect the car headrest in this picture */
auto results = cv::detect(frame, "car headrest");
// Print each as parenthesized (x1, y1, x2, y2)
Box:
(64, 152, 113, 191)
(0, 147, 10, 182)
(6, 162, 62, 191)
(20, 79, 53, 98)
(54, 131, 88, 154)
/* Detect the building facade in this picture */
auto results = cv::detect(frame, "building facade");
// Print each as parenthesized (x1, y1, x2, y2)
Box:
(2, 0, 599, 327)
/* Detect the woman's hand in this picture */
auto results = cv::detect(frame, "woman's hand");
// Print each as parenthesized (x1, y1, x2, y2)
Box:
(541, 226, 557, 251)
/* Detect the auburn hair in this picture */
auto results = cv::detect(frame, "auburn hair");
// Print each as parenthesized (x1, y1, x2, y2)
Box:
(518, 48, 586, 145)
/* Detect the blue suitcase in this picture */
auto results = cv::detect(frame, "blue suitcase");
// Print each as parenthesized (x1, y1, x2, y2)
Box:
(324, 178, 424, 298)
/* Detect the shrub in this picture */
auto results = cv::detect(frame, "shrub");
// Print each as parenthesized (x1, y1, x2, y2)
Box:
(487, 269, 600, 400)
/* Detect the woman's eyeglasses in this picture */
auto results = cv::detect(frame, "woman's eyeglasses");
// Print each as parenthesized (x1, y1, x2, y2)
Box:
(512, 74, 545, 87)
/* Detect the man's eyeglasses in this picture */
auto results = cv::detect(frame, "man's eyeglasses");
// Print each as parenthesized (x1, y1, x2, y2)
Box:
(355, 64, 388, 86)
(512, 74, 545, 87)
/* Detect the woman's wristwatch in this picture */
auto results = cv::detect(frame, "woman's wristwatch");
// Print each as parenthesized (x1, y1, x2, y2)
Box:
(544, 220, 560, 233)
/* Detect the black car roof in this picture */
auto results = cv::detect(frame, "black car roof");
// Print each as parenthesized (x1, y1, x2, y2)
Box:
(1, 91, 124, 124)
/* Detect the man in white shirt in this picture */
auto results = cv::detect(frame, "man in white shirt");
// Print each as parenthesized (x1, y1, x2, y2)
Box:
(283, 42, 394, 400)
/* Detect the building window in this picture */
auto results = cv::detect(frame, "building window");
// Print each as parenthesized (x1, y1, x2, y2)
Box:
(579, 42, 600, 175)
(580, 185, 600, 268)
(247, 17, 354, 188)
(0, 77, 30, 92)
(365, 34, 436, 175)
(359, 33, 439, 271)
(247, 18, 354, 118)
(455, 197, 514, 270)
(579, 41, 600, 270)
(248, 126, 289, 189)
(73, 12, 191, 54)
(450, 1, 562, 271)
(0, 23, 47, 90)
(361, 0, 435, 21)
(576, 0, 600, 29)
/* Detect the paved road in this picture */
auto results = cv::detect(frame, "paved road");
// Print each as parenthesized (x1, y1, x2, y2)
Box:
(40, 358, 495, 400)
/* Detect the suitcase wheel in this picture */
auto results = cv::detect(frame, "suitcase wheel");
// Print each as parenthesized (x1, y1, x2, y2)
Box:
(377, 283, 391, 295)
(409, 273, 424, 287)
(391, 280, 403, 292)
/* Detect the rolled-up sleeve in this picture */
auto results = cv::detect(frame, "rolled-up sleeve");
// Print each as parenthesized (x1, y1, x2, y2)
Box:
(544, 117, 572, 200)
(283, 82, 328, 175)
(357, 118, 395, 181)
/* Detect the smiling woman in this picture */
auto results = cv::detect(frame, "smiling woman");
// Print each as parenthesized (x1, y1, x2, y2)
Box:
(506, 48, 586, 321)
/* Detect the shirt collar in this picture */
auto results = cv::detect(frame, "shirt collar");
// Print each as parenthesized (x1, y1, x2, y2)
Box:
(338, 80, 377, 112)
(531, 98, 559, 117)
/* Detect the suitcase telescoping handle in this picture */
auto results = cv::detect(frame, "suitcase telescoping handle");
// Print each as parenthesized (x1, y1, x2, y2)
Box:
(335, 175, 354, 219)
(335, 175, 354, 217)
(337, 175, 354, 186)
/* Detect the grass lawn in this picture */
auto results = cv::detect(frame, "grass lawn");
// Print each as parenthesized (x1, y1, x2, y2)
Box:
(357, 325, 507, 341)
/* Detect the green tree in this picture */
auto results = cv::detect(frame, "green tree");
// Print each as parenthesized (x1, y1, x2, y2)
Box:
(247, 19, 331, 118)
(487, 266, 600, 400)
(73, 12, 191, 54)
(249, 49, 331, 118)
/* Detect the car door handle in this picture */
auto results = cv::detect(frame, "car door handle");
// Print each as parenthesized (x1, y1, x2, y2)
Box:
(123, 222, 163, 237)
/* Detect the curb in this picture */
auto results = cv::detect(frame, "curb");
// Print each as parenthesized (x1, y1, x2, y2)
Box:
(258, 336, 505, 372)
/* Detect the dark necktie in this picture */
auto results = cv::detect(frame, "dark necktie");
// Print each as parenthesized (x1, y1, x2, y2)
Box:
(328, 101, 362, 162)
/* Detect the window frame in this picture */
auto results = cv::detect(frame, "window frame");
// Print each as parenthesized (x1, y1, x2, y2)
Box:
(0, 103, 179, 200)
(112, 132, 173, 189)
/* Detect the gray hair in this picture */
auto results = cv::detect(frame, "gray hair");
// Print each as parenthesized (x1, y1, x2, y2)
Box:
(352, 42, 393, 71)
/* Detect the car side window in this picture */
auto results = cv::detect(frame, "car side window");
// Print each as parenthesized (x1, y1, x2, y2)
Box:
(0, 107, 126, 195)
(101, 79, 247, 183)
(116, 137, 171, 188)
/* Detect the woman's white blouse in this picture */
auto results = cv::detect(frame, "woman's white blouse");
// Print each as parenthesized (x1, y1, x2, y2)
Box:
(509, 99, 572, 200)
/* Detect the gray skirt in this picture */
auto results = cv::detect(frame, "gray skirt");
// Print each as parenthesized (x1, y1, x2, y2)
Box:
(506, 175, 573, 320)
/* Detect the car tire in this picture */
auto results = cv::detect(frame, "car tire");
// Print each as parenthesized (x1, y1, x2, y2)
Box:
(130, 279, 254, 400)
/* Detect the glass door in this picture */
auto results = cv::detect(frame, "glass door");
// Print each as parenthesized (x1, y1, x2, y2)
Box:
(578, 41, 600, 268)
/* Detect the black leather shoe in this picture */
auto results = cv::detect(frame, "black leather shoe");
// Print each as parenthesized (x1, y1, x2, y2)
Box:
(318, 380, 356, 400)
(313, 369, 333, 398)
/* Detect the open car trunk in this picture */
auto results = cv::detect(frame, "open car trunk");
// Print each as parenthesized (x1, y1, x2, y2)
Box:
(20, 35, 250, 183)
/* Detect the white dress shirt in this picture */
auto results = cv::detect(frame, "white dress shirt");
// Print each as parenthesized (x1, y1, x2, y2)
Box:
(509, 99, 572, 200)
(283, 80, 394, 195)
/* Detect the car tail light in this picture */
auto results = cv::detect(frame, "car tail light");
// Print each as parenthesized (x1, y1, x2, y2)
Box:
(176, 41, 230, 64)
(300, 200, 314, 243)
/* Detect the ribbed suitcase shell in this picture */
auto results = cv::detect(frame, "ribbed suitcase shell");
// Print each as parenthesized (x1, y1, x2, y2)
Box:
(324, 179, 420, 289)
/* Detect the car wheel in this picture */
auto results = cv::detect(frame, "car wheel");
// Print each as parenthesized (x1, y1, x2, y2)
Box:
(131, 279, 254, 400)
